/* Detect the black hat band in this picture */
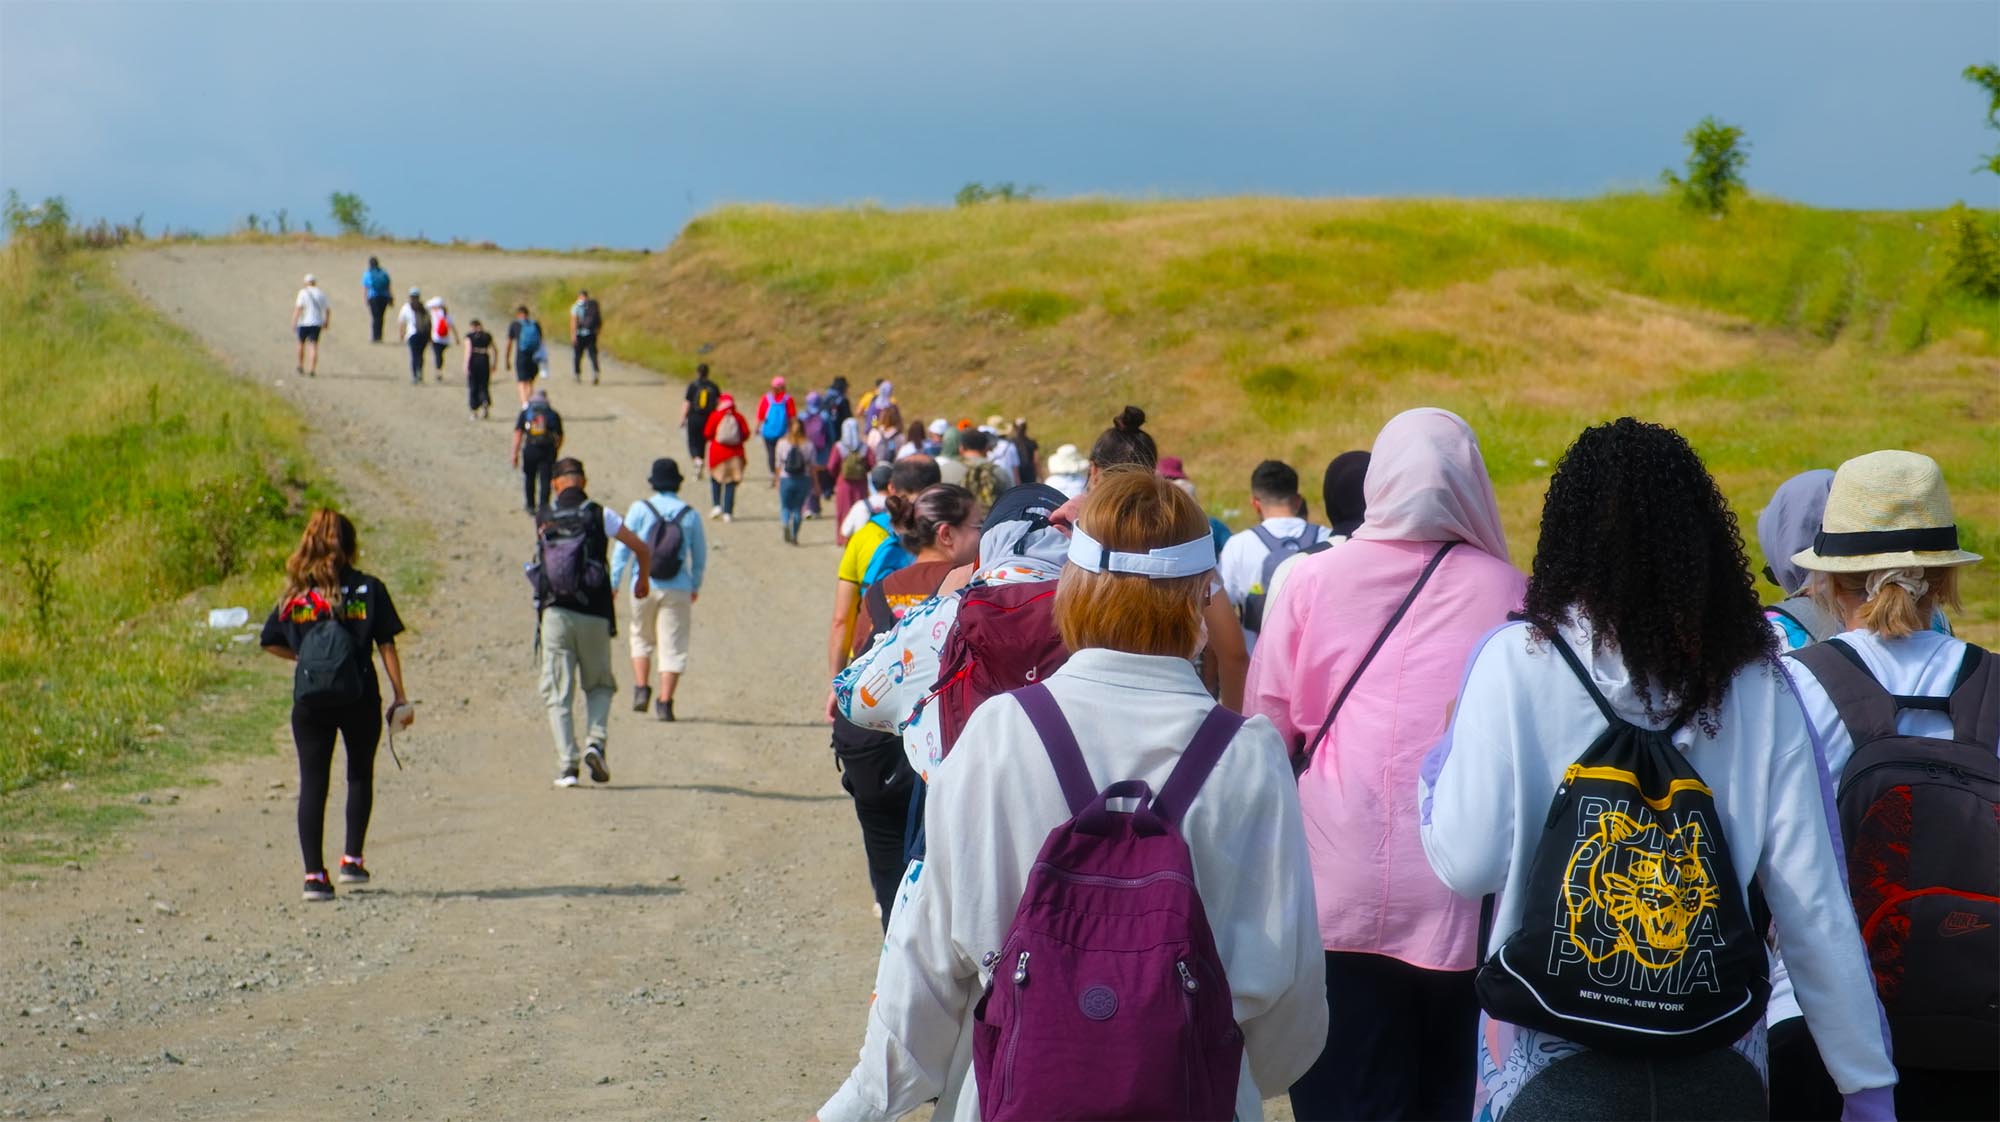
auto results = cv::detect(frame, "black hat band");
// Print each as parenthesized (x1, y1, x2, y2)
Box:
(1813, 525, 1959, 556)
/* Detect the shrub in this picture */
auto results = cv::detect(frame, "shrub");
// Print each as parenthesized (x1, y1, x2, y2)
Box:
(1944, 202, 2000, 299)
(1661, 117, 1749, 216)
(329, 191, 371, 236)
(956, 181, 1041, 207)
(1967, 63, 2000, 176)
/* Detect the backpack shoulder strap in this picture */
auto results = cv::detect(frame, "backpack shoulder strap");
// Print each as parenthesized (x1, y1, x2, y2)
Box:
(641, 498, 665, 526)
(1788, 639, 1900, 746)
(1152, 706, 1248, 828)
(1531, 617, 1622, 727)
(862, 580, 897, 639)
(1299, 542, 1458, 769)
(1015, 682, 1096, 815)
(1948, 645, 1999, 747)
(1249, 524, 1282, 551)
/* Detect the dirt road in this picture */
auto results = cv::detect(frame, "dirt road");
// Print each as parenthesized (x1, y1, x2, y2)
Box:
(2, 244, 881, 1120)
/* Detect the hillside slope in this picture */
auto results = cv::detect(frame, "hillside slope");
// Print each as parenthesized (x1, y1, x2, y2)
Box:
(537, 194, 1999, 640)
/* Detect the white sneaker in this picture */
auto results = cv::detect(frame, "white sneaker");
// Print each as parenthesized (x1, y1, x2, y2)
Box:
(721, 513, 733, 523)
(710, 506, 722, 517)
(553, 769, 579, 788)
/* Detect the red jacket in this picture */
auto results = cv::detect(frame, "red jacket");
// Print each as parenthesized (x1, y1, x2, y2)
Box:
(703, 405, 750, 467)
(756, 392, 796, 434)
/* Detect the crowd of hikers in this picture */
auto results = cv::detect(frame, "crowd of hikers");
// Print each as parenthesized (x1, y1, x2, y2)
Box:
(271, 257, 1994, 1121)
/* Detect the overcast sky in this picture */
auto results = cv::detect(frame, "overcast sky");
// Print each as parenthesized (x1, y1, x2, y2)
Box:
(3, 1, 1995, 249)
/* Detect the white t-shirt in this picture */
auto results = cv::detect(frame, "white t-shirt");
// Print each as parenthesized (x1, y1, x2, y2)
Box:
(396, 303, 427, 341)
(295, 286, 328, 327)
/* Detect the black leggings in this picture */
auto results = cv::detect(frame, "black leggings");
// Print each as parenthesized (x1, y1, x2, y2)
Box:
(467, 359, 492, 411)
(368, 295, 391, 341)
(522, 443, 556, 512)
(1288, 951, 1478, 1122)
(291, 702, 383, 873)
(407, 335, 429, 380)
(573, 334, 598, 375)
(841, 765, 914, 930)
(431, 341, 447, 369)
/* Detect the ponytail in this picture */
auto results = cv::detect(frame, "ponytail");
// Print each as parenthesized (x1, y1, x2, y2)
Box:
(281, 509, 357, 608)
(1812, 567, 1960, 640)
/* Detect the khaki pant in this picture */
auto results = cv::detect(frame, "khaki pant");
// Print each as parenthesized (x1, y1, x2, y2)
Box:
(630, 588, 694, 673)
(538, 607, 615, 768)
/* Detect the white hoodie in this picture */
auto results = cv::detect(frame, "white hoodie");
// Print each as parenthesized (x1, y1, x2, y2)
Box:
(1419, 615, 1896, 1119)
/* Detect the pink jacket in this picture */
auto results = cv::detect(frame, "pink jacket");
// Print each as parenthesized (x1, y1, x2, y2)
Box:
(1245, 537, 1524, 970)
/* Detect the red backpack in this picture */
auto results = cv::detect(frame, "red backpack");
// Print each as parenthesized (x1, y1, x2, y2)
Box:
(926, 580, 1070, 758)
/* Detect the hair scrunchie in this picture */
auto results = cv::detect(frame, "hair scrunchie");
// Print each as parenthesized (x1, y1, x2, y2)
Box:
(1864, 566, 1929, 602)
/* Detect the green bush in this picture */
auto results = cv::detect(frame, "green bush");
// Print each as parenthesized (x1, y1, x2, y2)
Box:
(1661, 116, 1749, 216)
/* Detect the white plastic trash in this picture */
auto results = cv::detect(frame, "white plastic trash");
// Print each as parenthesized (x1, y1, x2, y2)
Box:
(207, 607, 250, 629)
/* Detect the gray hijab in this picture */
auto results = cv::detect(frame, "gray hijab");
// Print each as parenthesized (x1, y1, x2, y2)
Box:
(1757, 469, 1836, 595)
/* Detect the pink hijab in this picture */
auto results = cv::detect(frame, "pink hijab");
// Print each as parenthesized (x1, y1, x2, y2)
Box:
(1351, 407, 1510, 561)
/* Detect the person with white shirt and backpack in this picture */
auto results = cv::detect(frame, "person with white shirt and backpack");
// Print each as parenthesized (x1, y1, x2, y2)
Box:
(1419, 419, 1897, 1122)
(1777, 449, 1996, 1122)
(291, 274, 330, 377)
(1218, 459, 1331, 651)
(813, 467, 1325, 1122)
(611, 459, 706, 723)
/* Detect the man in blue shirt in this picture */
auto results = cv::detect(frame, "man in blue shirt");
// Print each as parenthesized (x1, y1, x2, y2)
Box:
(611, 458, 709, 721)
(361, 257, 392, 343)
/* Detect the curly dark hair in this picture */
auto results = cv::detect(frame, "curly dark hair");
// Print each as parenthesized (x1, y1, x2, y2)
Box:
(1523, 417, 1774, 732)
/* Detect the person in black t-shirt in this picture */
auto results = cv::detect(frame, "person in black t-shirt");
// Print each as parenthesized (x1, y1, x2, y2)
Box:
(511, 390, 564, 513)
(680, 362, 721, 478)
(259, 509, 409, 903)
(462, 318, 496, 420)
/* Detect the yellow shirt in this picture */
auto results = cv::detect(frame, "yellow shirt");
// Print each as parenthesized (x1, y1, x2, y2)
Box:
(838, 518, 891, 587)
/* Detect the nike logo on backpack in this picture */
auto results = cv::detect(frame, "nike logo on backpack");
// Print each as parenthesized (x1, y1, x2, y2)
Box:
(1940, 911, 1992, 937)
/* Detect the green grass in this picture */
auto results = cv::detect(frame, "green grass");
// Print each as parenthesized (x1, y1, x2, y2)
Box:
(0, 242, 326, 806)
(474, 192, 2000, 643)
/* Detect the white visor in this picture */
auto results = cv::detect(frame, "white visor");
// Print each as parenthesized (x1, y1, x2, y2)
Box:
(1067, 525, 1216, 579)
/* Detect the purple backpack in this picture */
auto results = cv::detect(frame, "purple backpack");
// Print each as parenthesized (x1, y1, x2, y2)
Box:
(971, 683, 1246, 1121)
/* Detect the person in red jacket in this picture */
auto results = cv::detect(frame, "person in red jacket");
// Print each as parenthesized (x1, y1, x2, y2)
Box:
(755, 376, 798, 485)
(703, 393, 751, 522)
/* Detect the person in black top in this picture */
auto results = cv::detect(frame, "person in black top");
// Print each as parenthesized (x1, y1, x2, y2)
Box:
(570, 289, 603, 382)
(259, 509, 409, 902)
(534, 459, 652, 787)
(511, 389, 564, 513)
(462, 318, 496, 420)
(680, 362, 721, 478)
(823, 375, 853, 431)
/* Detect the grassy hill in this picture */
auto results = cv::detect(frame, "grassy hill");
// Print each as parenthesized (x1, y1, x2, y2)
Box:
(525, 193, 1999, 641)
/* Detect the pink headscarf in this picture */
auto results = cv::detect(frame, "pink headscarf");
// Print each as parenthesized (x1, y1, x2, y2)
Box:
(1351, 407, 1510, 561)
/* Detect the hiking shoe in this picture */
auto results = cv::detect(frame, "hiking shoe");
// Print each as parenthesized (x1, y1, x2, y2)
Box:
(302, 872, 335, 902)
(553, 768, 580, 788)
(655, 699, 674, 722)
(632, 684, 652, 712)
(337, 857, 371, 885)
(583, 743, 610, 784)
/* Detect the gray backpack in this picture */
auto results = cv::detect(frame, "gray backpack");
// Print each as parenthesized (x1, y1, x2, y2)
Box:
(1238, 525, 1311, 633)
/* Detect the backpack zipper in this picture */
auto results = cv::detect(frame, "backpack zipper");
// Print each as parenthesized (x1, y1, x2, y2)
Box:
(1837, 759, 1986, 802)
(1178, 959, 1200, 1117)
(1544, 763, 1582, 828)
(1031, 864, 1199, 892)
(1001, 951, 1029, 1104)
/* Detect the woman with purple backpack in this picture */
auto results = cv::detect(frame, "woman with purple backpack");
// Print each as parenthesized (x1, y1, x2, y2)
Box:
(814, 467, 1325, 1122)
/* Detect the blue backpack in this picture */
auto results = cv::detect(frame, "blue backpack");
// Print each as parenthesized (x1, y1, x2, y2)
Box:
(517, 319, 543, 355)
(760, 394, 791, 440)
(861, 511, 914, 587)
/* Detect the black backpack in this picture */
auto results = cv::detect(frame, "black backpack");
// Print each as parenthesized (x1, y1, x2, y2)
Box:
(1475, 620, 1769, 1056)
(1238, 525, 1311, 633)
(526, 501, 608, 614)
(294, 605, 367, 708)
(522, 403, 559, 447)
(782, 442, 810, 477)
(578, 298, 601, 332)
(1787, 639, 1999, 1070)
(642, 500, 692, 581)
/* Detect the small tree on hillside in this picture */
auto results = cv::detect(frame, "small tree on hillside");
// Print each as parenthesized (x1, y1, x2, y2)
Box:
(1944, 202, 2000, 299)
(328, 191, 371, 236)
(1661, 116, 1749, 216)
(1966, 62, 2000, 175)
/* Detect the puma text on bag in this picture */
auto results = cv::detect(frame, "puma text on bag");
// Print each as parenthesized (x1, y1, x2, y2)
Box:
(294, 602, 367, 708)
(1787, 639, 1999, 1070)
(971, 684, 1245, 1121)
(1475, 621, 1769, 1056)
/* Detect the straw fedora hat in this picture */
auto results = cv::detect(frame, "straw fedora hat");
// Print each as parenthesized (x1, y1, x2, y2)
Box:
(1791, 450, 1982, 573)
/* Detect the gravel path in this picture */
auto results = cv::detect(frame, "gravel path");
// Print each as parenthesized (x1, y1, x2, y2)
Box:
(1, 243, 878, 1120)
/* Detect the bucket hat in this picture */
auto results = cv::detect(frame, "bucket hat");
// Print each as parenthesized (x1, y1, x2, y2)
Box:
(1047, 443, 1089, 476)
(648, 458, 684, 493)
(1791, 450, 1981, 573)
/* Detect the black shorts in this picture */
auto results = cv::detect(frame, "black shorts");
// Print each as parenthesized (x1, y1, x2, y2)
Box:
(516, 354, 540, 382)
(296, 325, 322, 342)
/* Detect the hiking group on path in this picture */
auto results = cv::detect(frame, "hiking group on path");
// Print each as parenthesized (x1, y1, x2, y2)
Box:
(271, 257, 1995, 1122)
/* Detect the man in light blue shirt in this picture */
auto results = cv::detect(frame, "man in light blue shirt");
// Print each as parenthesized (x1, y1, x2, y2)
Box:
(611, 458, 708, 720)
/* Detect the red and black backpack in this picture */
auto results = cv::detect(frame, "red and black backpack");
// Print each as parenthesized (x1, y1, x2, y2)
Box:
(1788, 639, 1999, 1071)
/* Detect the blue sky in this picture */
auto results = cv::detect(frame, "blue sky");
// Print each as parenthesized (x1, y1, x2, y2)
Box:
(3, 1, 1995, 249)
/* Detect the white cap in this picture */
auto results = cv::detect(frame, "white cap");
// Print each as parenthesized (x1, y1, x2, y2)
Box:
(408, 286, 421, 297)
(303, 274, 316, 284)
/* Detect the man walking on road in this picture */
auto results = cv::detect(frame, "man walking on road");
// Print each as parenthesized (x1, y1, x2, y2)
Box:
(531, 458, 651, 788)
(612, 458, 707, 722)
(680, 363, 720, 479)
(361, 257, 391, 342)
(291, 274, 329, 377)
(511, 389, 564, 514)
(506, 305, 545, 405)
(570, 289, 603, 384)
